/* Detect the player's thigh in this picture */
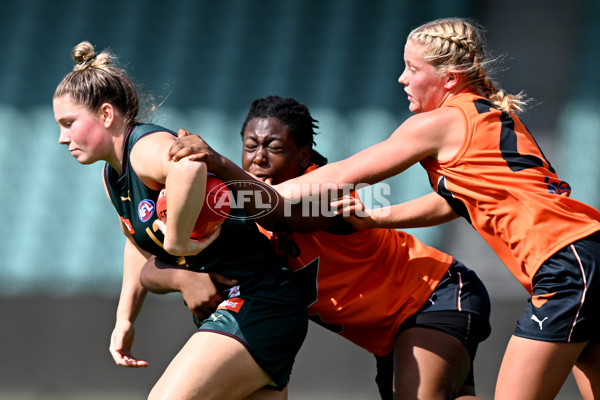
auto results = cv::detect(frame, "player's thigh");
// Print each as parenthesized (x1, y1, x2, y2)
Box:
(573, 341, 600, 400)
(149, 331, 272, 400)
(394, 327, 471, 400)
(245, 386, 288, 400)
(495, 335, 587, 400)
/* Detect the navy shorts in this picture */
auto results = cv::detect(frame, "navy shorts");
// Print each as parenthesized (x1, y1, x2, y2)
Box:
(514, 230, 600, 343)
(375, 259, 491, 399)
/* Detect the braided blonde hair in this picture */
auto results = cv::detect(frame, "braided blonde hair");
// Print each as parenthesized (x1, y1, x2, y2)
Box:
(54, 41, 141, 126)
(408, 18, 528, 114)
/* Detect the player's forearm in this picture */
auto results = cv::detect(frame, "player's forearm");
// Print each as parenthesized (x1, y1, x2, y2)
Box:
(139, 256, 185, 294)
(370, 192, 458, 229)
(117, 240, 149, 324)
(273, 162, 349, 202)
(209, 156, 294, 230)
(203, 149, 343, 233)
(272, 135, 415, 201)
(163, 158, 207, 254)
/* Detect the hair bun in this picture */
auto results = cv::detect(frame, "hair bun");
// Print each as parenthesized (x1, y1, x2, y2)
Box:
(72, 41, 96, 65)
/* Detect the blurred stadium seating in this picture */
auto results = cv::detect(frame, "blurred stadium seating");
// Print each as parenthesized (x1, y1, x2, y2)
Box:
(0, 0, 596, 398)
(0, 0, 455, 295)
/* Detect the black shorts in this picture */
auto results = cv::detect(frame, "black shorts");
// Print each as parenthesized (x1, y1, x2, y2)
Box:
(375, 260, 491, 398)
(514, 230, 600, 343)
(198, 294, 308, 390)
(395, 258, 492, 348)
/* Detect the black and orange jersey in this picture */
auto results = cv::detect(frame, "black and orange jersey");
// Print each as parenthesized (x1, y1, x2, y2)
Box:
(259, 186, 453, 356)
(421, 91, 600, 293)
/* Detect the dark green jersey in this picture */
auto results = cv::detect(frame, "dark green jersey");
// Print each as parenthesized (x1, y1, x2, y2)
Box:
(103, 124, 303, 301)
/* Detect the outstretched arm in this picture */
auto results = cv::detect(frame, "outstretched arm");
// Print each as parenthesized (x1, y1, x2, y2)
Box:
(332, 191, 459, 230)
(274, 108, 463, 201)
(169, 129, 351, 234)
(381, 192, 459, 228)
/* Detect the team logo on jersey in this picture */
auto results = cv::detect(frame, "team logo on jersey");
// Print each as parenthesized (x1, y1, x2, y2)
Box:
(217, 298, 245, 313)
(138, 199, 155, 223)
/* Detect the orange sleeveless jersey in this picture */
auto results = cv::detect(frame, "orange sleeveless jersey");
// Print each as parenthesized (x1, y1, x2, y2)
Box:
(420, 91, 600, 293)
(259, 177, 452, 356)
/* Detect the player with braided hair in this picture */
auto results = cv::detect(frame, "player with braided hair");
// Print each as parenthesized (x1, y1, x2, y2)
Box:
(406, 19, 527, 114)
(274, 17, 600, 400)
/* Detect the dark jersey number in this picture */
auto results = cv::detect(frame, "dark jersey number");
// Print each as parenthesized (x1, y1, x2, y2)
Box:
(292, 255, 344, 333)
(435, 99, 568, 222)
(473, 99, 555, 173)
(293, 257, 319, 307)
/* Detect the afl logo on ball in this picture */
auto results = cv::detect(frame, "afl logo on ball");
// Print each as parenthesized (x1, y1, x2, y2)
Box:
(138, 199, 155, 222)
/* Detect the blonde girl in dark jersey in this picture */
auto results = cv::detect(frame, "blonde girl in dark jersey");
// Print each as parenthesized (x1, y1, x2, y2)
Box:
(53, 41, 308, 400)
(272, 18, 600, 400)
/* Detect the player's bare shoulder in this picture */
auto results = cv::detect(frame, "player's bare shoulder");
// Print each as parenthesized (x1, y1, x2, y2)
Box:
(130, 131, 175, 187)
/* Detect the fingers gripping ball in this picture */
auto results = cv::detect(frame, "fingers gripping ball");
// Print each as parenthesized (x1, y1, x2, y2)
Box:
(156, 175, 231, 239)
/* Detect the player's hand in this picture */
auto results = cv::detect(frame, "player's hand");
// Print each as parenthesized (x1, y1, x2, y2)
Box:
(179, 272, 238, 321)
(331, 195, 375, 231)
(169, 129, 223, 174)
(154, 219, 222, 256)
(109, 320, 148, 368)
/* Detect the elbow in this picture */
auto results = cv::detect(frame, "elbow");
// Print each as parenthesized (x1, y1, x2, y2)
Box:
(178, 157, 207, 178)
(162, 242, 187, 257)
(138, 256, 172, 294)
